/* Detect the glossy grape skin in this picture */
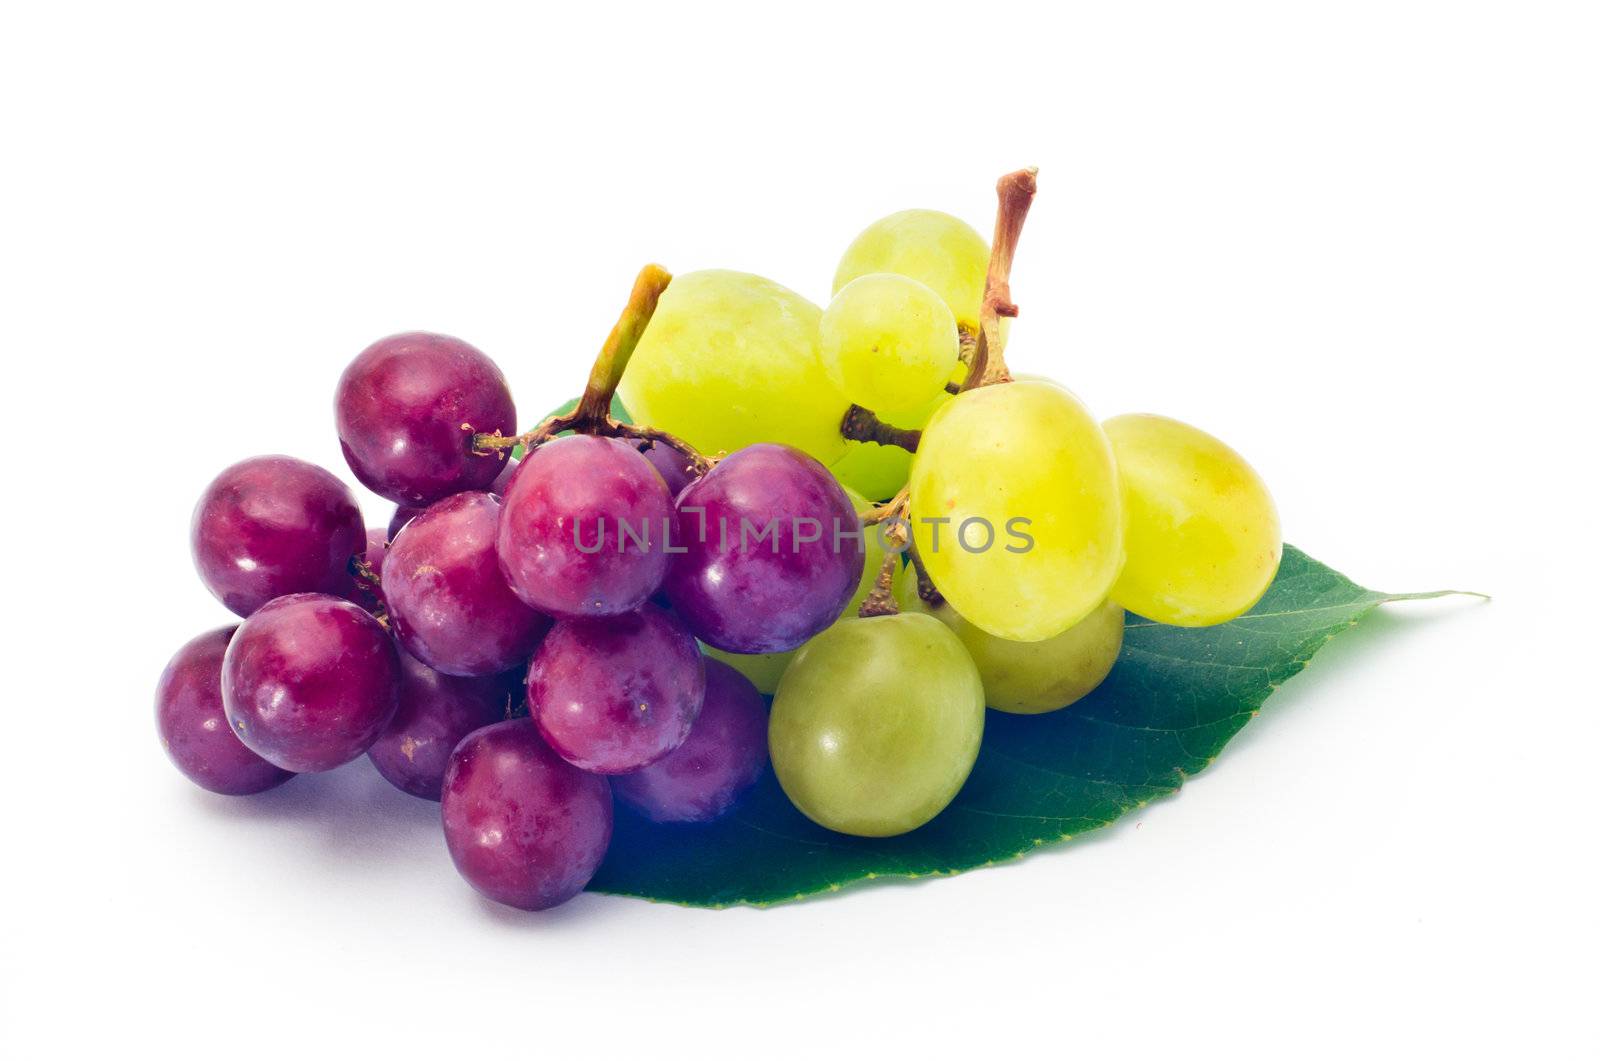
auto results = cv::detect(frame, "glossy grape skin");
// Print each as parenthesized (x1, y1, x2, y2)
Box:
(441, 719, 613, 911)
(665, 443, 865, 654)
(702, 485, 887, 693)
(635, 440, 698, 498)
(191, 455, 365, 617)
(895, 565, 1125, 714)
(820, 273, 959, 413)
(497, 435, 675, 620)
(909, 379, 1123, 642)
(335, 332, 517, 506)
(1105, 414, 1282, 626)
(770, 613, 984, 837)
(384, 492, 550, 677)
(156, 627, 294, 795)
(828, 391, 950, 502)
(613, 658, 767, 823)
(367, 649, 512, 800)
(617, 270, 851, 464)
(221, 593, 400, 772)
(833, 209, 991, 334)
(527, 604, 705, 775)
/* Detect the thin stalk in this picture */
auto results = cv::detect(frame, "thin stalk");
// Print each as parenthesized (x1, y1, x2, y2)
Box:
(839, 404, 922, 452)
(962, 168, 1038, 391)
(469, 264, 711, 475)
(857, 554, 902, 618)
(575, 264, 672, 425)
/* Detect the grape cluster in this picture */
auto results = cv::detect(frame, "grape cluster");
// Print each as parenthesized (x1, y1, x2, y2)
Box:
(158, 169, 1283, 913)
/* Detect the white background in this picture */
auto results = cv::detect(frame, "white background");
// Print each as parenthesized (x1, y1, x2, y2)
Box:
(3, 2, 1595, 1056)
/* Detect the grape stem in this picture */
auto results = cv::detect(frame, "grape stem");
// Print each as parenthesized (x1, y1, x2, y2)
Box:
(906, 538, 944, 607)
(350, 555, 382, 589)
(469, 264, 713, 475)
(946, 329, 978, 393)
(857, 489, 911, 617)
(961, 167, 1038, 392)
(838, 404, 922, 451)
(574, 264, 671, 426)
(347, 554, 390, 627)
(863, 486, 910, 527)
(856, 554, 902, 618)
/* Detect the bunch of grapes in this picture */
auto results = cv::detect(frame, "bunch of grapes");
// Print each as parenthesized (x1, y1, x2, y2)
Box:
(158, 169, 1282, 912)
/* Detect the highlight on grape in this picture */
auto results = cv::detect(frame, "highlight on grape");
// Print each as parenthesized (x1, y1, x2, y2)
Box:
(158, 168, 1283, 913)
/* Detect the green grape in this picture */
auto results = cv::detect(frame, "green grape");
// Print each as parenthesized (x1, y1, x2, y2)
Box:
(770, 613, 984, 837)
(1105, 414, 1282, 626)
(827, 439, 912, 506)
(834, 209, 991, 335)
(820, 273, 959, 414)
(618, 270, 849, 464)
(894, 564, 1124, 714)
(703, 485, 888, 693)
(827, 390, 950, 502)
(908, 379, 1123, 642)
(700, 644, 792, 696)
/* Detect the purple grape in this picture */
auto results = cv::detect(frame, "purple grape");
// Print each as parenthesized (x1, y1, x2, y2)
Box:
(613, 658, 767, 823)
(664, 443, 865, 653)
(384, 492, 550, 676)
(527, 603, 705, 774)
(368, 649, 512, 800)
(191, 455, 365, 617)
(156, 627, 295, 795)
(389, 457, 519, 542)
(496, 435, 675, 619)
(335, 332, 517, 506)
(389, 457, 519, 544)
(488, 455, 521, 497)
(441, 719, 612, 911)
(635, 440, 698, 497)
(222, 593, 400, 772)
(387, 504, 423, 543)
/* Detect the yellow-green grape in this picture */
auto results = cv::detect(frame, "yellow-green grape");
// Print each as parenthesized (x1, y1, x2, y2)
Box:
(820, 273, 959, 414)
(1104, 414, 1282, 626)
(908, 379, 1123, 642)
(828, 439, 912, 506)
(700, 645, 792, 696)
(894, 564, 1124, 714)
(618, 270, 849, 464)
(703, 486, 888, 693)
(834, 209, 991, 335)
(770, 613, 984, 837)
(828, 390, 951, 502)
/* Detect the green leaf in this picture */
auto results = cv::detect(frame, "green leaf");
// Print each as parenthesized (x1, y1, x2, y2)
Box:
(588, 545, 1459, 907)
